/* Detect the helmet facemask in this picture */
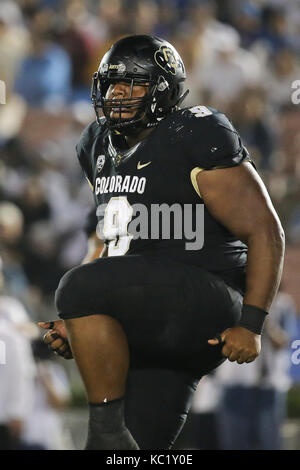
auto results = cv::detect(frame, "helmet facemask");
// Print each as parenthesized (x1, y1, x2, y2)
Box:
(91, 71, 188, 133)
(91, 71, 156, 131)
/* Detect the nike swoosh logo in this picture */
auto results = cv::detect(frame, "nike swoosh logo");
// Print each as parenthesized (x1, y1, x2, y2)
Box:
(137, 161, 151, 170)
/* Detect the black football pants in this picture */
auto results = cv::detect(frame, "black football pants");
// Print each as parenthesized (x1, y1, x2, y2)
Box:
(56, 254, 243, 448)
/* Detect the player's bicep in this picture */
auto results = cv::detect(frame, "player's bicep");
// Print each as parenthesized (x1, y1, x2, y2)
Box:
(196, 162, 283, 243)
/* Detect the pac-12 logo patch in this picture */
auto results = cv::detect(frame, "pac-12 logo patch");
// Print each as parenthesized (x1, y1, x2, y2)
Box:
(154, 46, 181, 76)
(96, 155, 105, 173)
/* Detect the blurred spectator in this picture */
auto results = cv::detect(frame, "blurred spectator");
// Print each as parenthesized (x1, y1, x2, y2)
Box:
(0, 257, 37, 450)
(0, 95, 27, 147)
(216, 286, 297, 450)
(0, 201, 25, 288)
(14, 24, 71, 108)
(277, 105, 300, 179)
(190, 1, 240, 68)
(22, 338, 73, 450)
(256, 6, 292, 55)
(135, 0, 159, 35)
(0, 201, 24, 245)
(192, 25, 261, 110)
(288, 197, 300, 245)
(0, 1, 29, 98)
(231, 2, 262, 49)
(229, 86, 274, 171)
(264, 48, 300, 110)
(0, 202, 29, 299)
(190, 372, 222, 450)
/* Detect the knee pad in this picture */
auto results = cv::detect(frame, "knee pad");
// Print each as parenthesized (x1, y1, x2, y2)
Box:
(55, 263, 111, 319)
(55, 267, 84, 318)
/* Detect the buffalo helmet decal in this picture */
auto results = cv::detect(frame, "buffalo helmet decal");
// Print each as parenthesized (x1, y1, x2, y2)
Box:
(154, 46, 183, 76)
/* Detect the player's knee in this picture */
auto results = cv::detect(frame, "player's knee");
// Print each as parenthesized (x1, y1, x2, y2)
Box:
(55, 266, 87, 317)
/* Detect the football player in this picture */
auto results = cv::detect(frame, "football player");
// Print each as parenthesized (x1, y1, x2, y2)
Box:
(39, 35, 285, 450)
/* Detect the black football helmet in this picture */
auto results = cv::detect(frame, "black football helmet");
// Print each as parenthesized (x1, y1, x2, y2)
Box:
(91, 35, 189, 133)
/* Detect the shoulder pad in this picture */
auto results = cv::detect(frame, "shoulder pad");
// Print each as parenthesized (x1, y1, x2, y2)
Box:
(176, 106, 250, 170)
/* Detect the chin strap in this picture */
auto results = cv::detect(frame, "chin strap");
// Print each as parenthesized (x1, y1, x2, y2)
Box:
(175, 89, 190, 108)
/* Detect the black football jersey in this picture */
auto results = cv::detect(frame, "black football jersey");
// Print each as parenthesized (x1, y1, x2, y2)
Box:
(76, 106, 252, 292)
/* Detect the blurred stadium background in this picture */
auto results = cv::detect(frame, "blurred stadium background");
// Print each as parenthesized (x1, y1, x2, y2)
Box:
(0, 0, 300, 450)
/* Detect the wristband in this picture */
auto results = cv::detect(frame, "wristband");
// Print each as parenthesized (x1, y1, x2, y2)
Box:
(238, 304, 268, 335)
